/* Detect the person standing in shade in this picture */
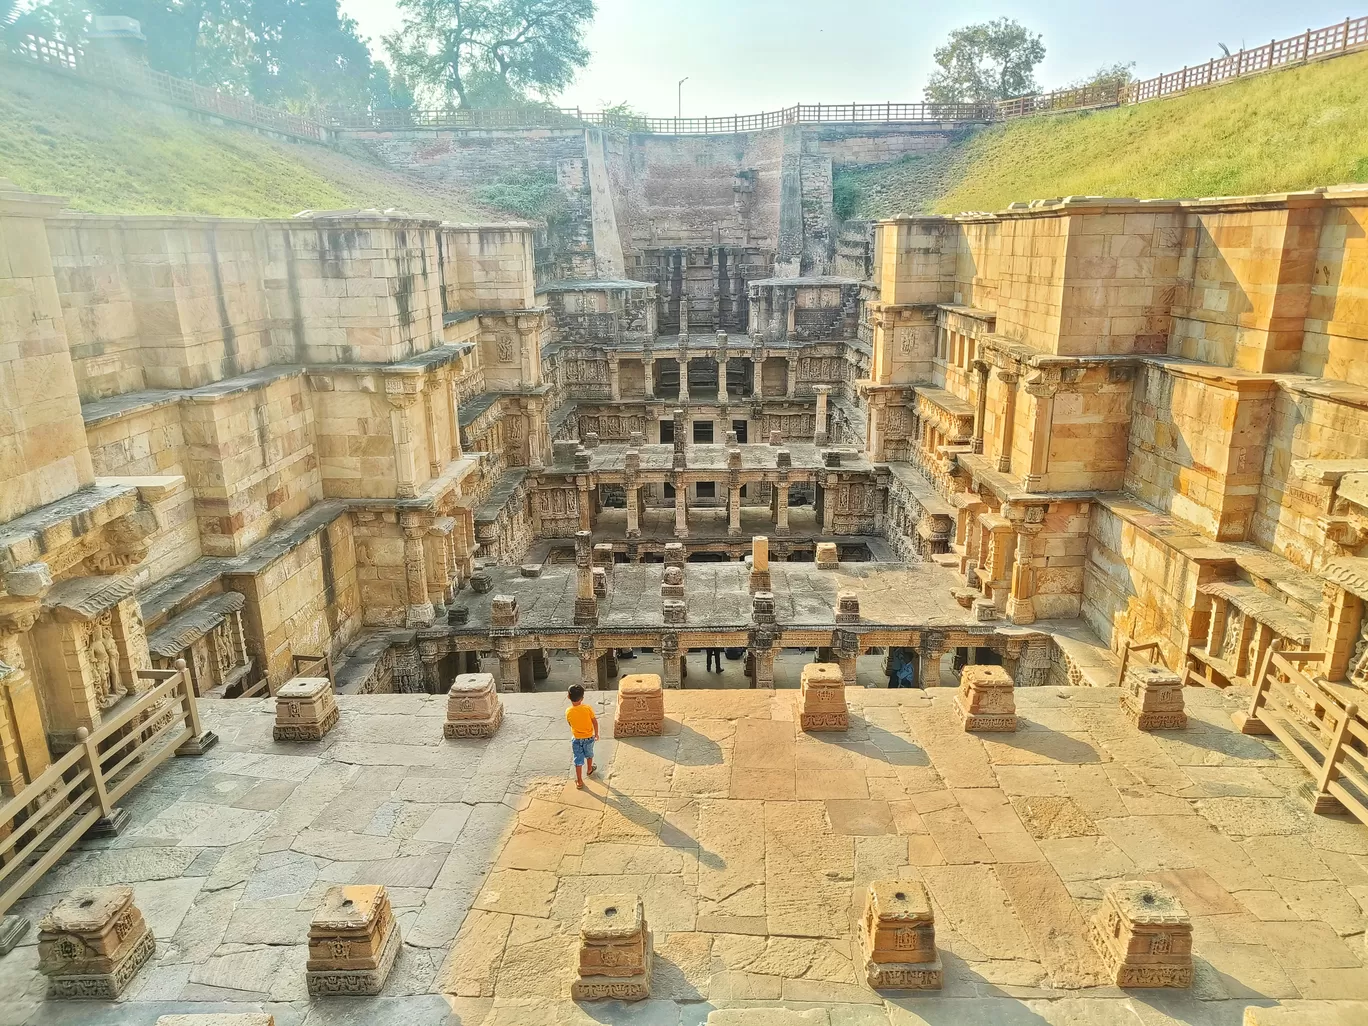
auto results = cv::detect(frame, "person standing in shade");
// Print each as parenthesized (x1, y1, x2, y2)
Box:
(706, 647, 723, 672)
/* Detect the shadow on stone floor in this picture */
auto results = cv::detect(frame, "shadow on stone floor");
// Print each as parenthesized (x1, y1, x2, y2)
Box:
(982, 721, 1104, 763)
(593, 782, 726, 871)
(857, 721, 932, 766)
(670, 721, 726, 767)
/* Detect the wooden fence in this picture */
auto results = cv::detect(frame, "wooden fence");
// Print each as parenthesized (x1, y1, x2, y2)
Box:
(0, 663, 204, 918)
(7, 14, 1368, 139)
(1238, 641, 1367, 826)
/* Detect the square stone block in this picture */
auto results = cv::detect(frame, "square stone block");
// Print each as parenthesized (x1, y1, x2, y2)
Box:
(273, 677, 339, 742)
(955, 664, 1017, 731)
(798, 662, 848, 731)
(306, 885, 401, 996)
(614, 673, 664, 738)
(1089, 881, 1192, 988)
(491, 595, 519, 628)
(860, 879, 941, 989)
(571, 893, 651, 1001)
(38, 885, 155, 999)
(444, 672, 504, 739)
(662, 599, 686, 624)
(815, 542, 839, 569)
(1120, 665, 1187, 730)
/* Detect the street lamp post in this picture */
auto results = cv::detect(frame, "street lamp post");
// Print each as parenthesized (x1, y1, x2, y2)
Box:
(677, 76, 688, 123)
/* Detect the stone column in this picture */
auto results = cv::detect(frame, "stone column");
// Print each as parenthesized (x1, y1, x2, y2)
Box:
(716, 332, 730, 403)
(625, 449, 641, 540)
(401, 513, 435, 627)
(643, 351, 656, 399)
(661, 632, 682, 689)
(821, 476, 836, 533)
(752, 351, 765, 398)
(577, 481, 593, 532)
(1005, 513, 1046, 625)
(814, 386, 830, 446)
(448, 370, 463, 460)
(495, 642, 521, 694)
(386, 385, 420, 499)
(574, 530, 598, 625)
(672, 407, 687, 469)
(677, 345, 690, 403)
(423, 382, 442, 476)
(971, 361, 989, 455)
(774, 482, 791, 537)
(749, 535, 771, 592)
(996, 370, 1019, 474)
(578, 636, 599, 691)
(609, 353, 621, 402)
(673, 479, 689, 538)
(0, 604, 50, 793)
(525, 397, 546, 471)
(1023, 373, 1057, 491)
(918, 632, 944, 689)
(727, 446, 743, 537)
(787, 357, 798, 398)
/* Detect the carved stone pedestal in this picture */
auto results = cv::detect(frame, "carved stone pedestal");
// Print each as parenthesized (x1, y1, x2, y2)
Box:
(954, 665, 1017, 731)
(38, 885, 155, 999)
(815, 542, 839, 570)
(1089, 881, 1192, 988)
(860, 880, 942, 990)
(306, 885, 401, 996)
(613, 674, 664, 738)
(798, 662, 848, 731)
(1120, 665, 1187, 730)
(570, 893, 652, 1002)
(273, 677, 339, 742)
(443, 672, 503, 739)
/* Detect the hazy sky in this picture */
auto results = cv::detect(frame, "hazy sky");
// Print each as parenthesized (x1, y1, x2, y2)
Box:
(340, 0, 1359, 113)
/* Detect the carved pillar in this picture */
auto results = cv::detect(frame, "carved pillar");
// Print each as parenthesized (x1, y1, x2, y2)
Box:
(447, 370, 463, 460)
(386, 384, 421, 499)
(0, 606, 50, 791)
(525, 397, 546, 471)
(786, 357, 798, 398)
(834, 629, 859, 687)
(579, 636, 599, 691)
(996, 370, 1019, 475)
(971, 360, 989, 455)
(774, 482, 790, 537)
(625, 448, 642, 540)
(643, 352, 656, 400)
(716, 335, 729, 403)
(673, 478, 689, 538)
(609, 353, 621, 402)
(402, 513, 435, 627)
(1023, 373, 1057, 491)
(574, 530, 598, 626)
(677, 345, 690, 403)
(728, 483, 743, 537)
(821, 476, 836, 533)
(661, 632, 682, 689)
(672, 407, 687, 470)
(814, 386, 830, 446)
(577, 482, 593, 532)
(1005, 505, 1047, 626)
(495, 641, 521, 693)
(753, 352, 765, 398)
(423, 381, 441, 476)
(919, 632, 944, 689)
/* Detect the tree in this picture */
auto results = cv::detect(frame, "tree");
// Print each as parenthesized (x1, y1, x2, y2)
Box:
(1070, 61, 1135, 94)
(924, 18, 1045, 105)
(384, 0, 595, 109)
(369, 60, 415, 111)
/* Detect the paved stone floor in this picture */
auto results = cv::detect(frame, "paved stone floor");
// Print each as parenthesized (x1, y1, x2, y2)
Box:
(1, 686, 1365, 1025)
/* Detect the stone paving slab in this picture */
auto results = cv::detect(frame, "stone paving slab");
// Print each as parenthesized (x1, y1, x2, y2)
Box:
(0, 686, 1364, 1026)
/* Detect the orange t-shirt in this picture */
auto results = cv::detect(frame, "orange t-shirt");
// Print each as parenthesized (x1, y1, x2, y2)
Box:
(566, 703, 596, 739)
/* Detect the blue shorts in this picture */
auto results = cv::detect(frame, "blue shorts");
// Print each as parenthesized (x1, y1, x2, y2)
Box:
(572, 737, 595, 767)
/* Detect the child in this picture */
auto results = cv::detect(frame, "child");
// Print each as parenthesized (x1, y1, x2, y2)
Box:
(565, 684, 599, 789)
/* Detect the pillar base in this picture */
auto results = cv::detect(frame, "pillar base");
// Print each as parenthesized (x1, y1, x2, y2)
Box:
(406, 604, 436, 627)
(89, 808, 131, 837)
(1231, 710, 1272, 735)
(176, 730, 220, 757)
(0, 915, 30, 956)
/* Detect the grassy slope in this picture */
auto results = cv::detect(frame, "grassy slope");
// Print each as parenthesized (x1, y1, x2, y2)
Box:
(840, 49, 1368, 218)
(0, 62, 491, 219)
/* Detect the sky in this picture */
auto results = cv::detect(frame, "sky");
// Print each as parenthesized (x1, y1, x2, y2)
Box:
(340, 0, 1361, 113)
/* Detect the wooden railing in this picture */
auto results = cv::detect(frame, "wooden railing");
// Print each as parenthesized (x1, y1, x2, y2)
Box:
(1237, 641, 1367, 825)
(8, 15, 1368, 140)
(0, 662, 205, 918)
(1115, 638, 1164, 687)
(1124, 15, 1368, 104)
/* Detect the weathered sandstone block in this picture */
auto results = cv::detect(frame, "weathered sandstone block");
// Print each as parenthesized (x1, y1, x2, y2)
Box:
(38, 885, 155, 999)
(1120, 664, 1187, 730)
(955, 665, 1017, 731)
(798, 662, 848, 731)
(443, 672, 503, 739)
(306, 885, 401, 996)
(1089, 881, 1192, 988)
(570, 894, 651, 1001)
(273, 677, 338, 742)
(860, 880, 942, 990)
(749, 535, 771, 593)
(815, 542, 838, 570)
(155, 1017, 276, 1026)
(613, 673, 663, 738)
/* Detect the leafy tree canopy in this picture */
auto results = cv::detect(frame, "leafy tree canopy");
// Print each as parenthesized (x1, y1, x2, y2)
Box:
(8, 0, 412, 113)
(924, 18, 1045, 105)
(384, 0, 595, 109)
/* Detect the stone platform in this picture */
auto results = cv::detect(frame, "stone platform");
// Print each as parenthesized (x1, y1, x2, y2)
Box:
(0, 687, 1364, 1025)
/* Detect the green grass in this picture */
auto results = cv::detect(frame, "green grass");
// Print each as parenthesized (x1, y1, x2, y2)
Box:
(837, 50, 1368, 217)
(0, 62, 490, 219)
